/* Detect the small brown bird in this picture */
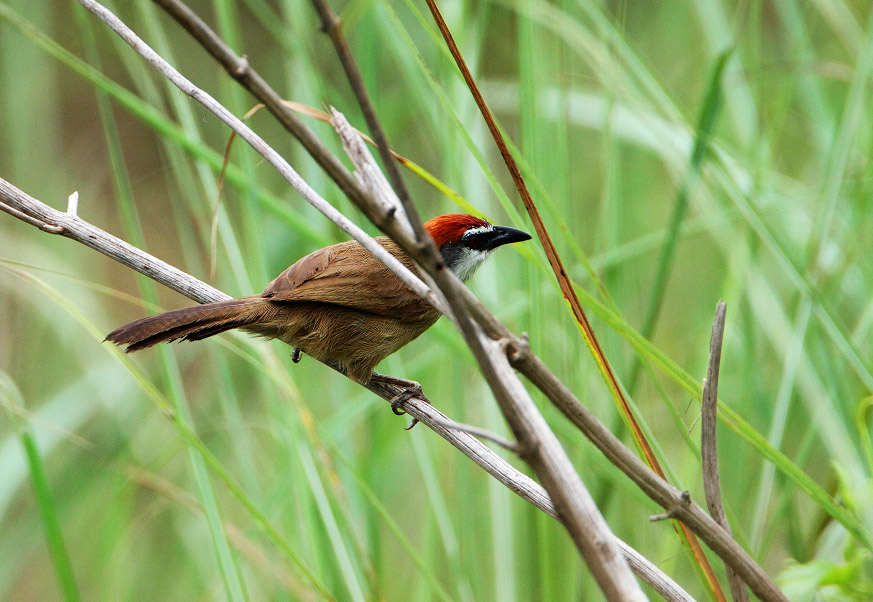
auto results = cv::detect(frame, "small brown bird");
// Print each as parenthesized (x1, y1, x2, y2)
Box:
(106, 214, 530, 390)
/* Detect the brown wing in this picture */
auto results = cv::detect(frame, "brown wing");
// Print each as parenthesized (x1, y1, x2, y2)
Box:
(262, 237, 434, 321)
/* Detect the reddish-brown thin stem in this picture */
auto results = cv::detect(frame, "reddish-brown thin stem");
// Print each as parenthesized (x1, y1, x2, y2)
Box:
(422, 0, 655, 466)
(422, 1, 727, 600)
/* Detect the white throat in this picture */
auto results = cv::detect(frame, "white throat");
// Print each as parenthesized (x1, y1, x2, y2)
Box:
(452, 247, 490, 282)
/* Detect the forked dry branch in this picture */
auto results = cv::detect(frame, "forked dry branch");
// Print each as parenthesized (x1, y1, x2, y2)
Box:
(0, 0, 792, 600)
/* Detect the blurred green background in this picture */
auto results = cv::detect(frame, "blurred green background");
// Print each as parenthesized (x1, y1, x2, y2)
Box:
(2, 0, 873, 600)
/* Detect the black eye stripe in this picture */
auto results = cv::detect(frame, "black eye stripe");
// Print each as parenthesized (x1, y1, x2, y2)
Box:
(463, 231, 491, 250)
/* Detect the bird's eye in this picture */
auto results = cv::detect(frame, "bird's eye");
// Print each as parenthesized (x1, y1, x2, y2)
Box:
(463, 230, 490, 251)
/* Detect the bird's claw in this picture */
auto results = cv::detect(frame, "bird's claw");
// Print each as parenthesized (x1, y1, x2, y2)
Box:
(389, 383, 422, 415)
(291, 347, 302, 363)
(369, 373, 428, 430)
(388, 383, 425, 429)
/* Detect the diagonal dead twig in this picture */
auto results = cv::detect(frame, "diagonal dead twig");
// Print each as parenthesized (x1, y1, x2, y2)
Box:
(702, 302, 749, 602)
(308, 0, 414, 216)
(326, 109, 647, 601)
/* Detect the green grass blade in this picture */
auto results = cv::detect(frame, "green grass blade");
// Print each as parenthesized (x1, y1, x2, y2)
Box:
(331, 448, 456, 602)
(72, 9, 250, 599)
(629, 49, 729, 389)
(0, 375, 82, 602)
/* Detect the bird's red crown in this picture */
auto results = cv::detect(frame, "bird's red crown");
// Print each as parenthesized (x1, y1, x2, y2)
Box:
(424, 214, 491, 247)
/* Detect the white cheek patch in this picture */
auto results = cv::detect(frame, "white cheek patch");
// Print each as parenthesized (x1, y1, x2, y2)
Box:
(453, 247, 490, 281)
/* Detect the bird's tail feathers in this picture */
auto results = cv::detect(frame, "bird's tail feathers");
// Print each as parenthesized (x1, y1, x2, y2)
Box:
(105, 297, 266, 352)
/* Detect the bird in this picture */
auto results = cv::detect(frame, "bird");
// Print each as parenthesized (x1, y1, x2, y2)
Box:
(106, 214, 531, 395)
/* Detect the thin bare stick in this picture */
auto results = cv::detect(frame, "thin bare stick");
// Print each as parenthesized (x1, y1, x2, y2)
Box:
(617, 541, 697, 602)
(0, 175, 697, 602)
(66, 191, 79, 216)
(426, 414, 520, 453)
(330, 109, 408, 235)
(308, 0, 414, 218)
(0, 198, 64, 233)
(702, 303, 749, 602)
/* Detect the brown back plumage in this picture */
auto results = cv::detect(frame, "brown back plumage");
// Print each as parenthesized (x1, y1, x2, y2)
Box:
(263, 237, 437, 321)
(105, 216, 531, 385)
(105, 236, 440, 384)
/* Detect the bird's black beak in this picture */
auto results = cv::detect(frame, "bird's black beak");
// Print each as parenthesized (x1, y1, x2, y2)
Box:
(483, 225, 532, 251)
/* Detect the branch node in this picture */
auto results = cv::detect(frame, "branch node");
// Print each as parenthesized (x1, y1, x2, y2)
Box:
(0, 198, 66, 234)
(233, 55, 250, 77)
(318, 15, 342, 35)
(649, 490, 692, 522)
(427, 415, 520, 453)
(505, 334, 530, 364)
(41, 222, 66, 234)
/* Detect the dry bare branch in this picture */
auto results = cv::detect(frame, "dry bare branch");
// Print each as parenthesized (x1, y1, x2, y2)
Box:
(702, 303, 749, 602)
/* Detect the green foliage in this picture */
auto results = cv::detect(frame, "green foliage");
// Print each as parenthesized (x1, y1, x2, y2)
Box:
(778, 522, 873, 601)
(2, 0, 873, 600)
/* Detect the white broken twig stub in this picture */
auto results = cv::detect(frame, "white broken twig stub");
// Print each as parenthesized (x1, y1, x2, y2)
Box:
(329, 108, 409, 234)
(67, 191, 79, 216)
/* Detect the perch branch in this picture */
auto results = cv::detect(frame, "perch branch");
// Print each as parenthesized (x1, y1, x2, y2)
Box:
(327, 111, 646, 600)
